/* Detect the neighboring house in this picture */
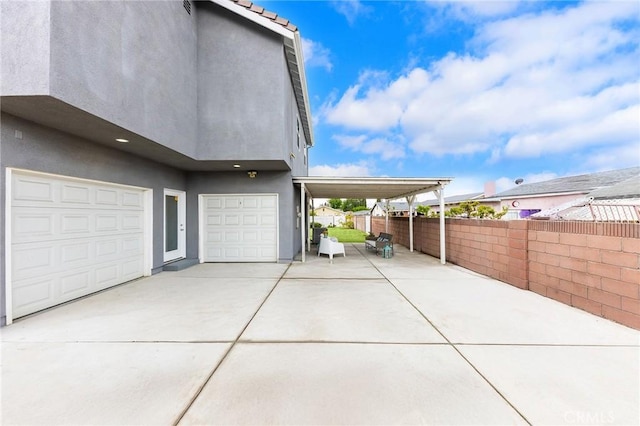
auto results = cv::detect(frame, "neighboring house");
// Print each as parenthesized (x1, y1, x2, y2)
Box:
(352, 210, 371, 234)
(532, 174, 640, 222)
(492, 167, 640, 219)
(312, 205, 346, 227)
(0, 0, 313, 324)
(372, 192, 492, 216)
(421, 192, 500, 213)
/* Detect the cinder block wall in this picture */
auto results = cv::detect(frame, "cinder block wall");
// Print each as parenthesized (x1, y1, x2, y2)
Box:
(527, 221, 639, 329)
(372, 217, 640, 329)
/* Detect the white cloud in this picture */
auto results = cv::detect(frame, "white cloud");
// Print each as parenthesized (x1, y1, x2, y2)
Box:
(309, 161, 372, 177)
(321, 1, 640, 162)
(301, 38, 333, 72)
(333, 134, 406, 160)
(331, 0, 371, 25)
(427, 0, 523, 20)
(323, 68, 429, 131)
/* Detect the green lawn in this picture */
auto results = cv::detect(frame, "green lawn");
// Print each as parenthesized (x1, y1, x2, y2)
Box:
(327, 227, 367, 243)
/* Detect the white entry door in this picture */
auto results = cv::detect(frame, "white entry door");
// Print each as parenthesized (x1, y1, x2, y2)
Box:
(7, 170, 151, 321)
(164, 189, 186, 262)
(200, 194, 278, 262)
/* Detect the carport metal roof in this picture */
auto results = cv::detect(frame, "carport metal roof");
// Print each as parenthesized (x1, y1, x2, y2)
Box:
(292, 177, 452, 200)
(293, 176, 453, 263)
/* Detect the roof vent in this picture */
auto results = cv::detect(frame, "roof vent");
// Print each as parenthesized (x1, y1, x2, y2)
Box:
(183, 0, 191, 15)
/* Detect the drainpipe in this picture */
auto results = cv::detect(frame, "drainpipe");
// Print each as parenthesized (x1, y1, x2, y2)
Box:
(300, 183, 306, 263)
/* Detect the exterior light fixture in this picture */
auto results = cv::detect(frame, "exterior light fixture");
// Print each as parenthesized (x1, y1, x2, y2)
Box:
(247, 171, 257, 179)
(233, 164, 241, 168)
(115, 138, 129, 143)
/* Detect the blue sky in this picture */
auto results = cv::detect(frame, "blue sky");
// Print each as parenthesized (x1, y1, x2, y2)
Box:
(263, 0, 639, 197)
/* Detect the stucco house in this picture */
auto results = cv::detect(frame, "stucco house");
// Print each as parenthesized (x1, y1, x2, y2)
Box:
(493, 167, 640, 219)
(0, 0, 313, 324)
(311, 205, 346, 228)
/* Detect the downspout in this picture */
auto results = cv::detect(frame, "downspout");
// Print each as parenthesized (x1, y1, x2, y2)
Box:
(300, 183, 306, 262)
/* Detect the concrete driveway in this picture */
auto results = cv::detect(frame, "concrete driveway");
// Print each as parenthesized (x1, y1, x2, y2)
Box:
(1, 244, 638, 425)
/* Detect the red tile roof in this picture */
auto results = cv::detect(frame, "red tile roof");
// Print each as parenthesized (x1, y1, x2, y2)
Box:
(230, 0, 298, 32)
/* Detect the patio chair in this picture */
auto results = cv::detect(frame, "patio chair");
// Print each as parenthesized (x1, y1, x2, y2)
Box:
(318, 236, 346, 260)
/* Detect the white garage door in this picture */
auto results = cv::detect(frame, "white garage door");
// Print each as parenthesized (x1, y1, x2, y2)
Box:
(8, 170, 149, 320)
(201, 194, 278, 262)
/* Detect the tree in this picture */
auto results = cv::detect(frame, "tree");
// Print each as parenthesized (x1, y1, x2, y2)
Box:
(341, 198, 366, 212)
(328, 198, 342, 209)
(416, 205, 431, 216)
(445, 200, 507, 220)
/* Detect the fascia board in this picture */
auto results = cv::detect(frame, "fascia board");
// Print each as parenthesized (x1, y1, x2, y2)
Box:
(208, 0, 294, 40)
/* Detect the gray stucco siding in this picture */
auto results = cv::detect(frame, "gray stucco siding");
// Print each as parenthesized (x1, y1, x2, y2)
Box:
(0, 1, 51, 96)
(48, 1, 199, 157)
(186, 171, 299, 262)
(196, 2, 288, 162)
(0, 113, 188, 325)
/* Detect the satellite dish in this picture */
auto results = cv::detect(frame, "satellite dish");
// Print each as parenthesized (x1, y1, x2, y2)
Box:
(515, 178, 524, 185)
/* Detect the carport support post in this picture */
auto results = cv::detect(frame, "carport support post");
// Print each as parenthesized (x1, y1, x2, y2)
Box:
(433, 187, 446, 265)
(385, 199, 390, 233)
(406, 195, 415, 252)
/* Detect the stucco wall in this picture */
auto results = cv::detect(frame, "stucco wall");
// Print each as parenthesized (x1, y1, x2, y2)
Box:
(0, 113, 188, 325)
(186, 171, 300, 262)
(0, 1, 51, 96)
(196, 2, 288, 162)
(47, 1, 199, 157)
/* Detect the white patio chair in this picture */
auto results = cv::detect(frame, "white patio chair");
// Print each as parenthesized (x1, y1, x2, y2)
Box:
(318, 236, 346, 261)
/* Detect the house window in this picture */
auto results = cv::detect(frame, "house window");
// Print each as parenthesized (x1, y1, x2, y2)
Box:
(183, 0, 191, 15)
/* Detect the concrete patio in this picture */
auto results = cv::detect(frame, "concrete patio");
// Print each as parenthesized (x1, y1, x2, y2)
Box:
(1, 244, 638, 425)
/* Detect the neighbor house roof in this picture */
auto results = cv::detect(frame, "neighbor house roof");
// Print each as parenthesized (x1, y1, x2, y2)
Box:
(495, 167, 640, 198)
(422, 192, 484, 207)
(532, 197, 640, 222)
(217, 0, 314, 146)
(588, 175, 640, 200)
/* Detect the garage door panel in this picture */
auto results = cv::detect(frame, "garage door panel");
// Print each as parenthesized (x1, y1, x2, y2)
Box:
(13, 278, 54, 315)
(202, 194, 277, 262)
(242, 214, 259, 226)
(224, 215, 241, 226)
(96, 189, 119, 205)
(242, 231, 258, 242)
(60, 271, 91, 296)
(9, 171, 148, 319)
(13, 176, 55, 202)
(122, 214, 144, 230)
(225, 198, 241, 209)
(260, 214, 276, 226)
(61, 241, 92, 263)
(225, 231, 241, 242)
(13, 245, 54, 275)
(122, 191, 144, 207)
(61, 214, 91, 234)
(61, 184, 91, 204)
(242, 198, 259, 209)
(12, 213, 54, 240)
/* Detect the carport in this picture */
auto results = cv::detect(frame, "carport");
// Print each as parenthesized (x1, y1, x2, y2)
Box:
(293, 177, 453, 263)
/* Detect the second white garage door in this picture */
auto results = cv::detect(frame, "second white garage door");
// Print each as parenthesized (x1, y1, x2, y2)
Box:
(200, 194, 278, 262)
